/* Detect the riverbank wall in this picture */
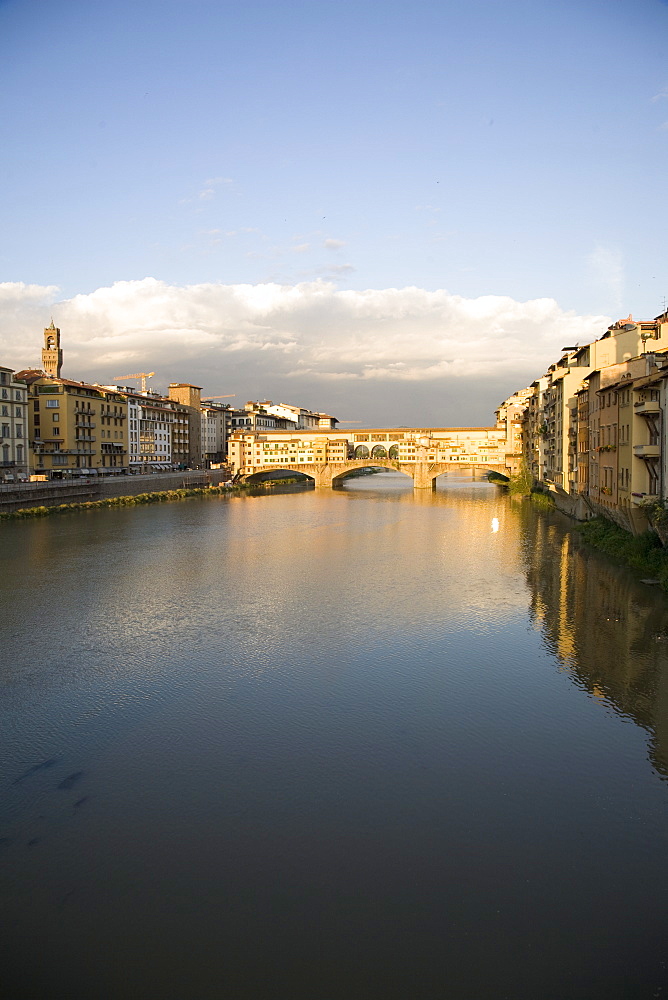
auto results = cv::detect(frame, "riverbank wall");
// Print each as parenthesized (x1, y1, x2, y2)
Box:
(0, 470, 231, 514)
(544, 483, 652, 536)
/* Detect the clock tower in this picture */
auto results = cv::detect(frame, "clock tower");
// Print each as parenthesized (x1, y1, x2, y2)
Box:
(42, 320, 63, 377)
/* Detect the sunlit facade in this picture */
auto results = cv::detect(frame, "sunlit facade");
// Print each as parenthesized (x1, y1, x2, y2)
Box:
(0, 366, 28, 482)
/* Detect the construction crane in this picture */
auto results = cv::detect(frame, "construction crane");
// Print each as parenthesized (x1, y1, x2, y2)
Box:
(201, 394, 236, 401)
(114, 372, 155, 392)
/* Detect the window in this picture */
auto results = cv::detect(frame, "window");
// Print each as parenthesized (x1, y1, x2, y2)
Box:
(15, 407, 21, 417)
(46, 400, 59, 408)
(1, 424, 9, 437)
(1, 407, 7, 417)
(52, 413, 59, 422)
(16, 425, 22, 438)
(15, 390, 21, 401)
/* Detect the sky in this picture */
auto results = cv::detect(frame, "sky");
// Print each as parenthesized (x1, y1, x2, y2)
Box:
(1, 0, 667, 426)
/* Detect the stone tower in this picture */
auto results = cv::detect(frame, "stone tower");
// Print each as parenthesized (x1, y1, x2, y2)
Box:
(42, 321, 63, 377)
(168, 383, 202, 409)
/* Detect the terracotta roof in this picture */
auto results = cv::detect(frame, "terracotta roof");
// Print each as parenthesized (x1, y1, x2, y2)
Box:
(15, 372, 128, 396)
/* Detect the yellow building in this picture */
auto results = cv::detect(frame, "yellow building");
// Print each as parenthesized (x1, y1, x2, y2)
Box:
(17, 371, 128, 478)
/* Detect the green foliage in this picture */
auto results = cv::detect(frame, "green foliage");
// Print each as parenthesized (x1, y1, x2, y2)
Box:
(641, 497, 668, 529)
(508, 461, 534, 496)
(577, 516, 668, 591)
(530, 491, 554, 511)
(0, 483, 242, 521)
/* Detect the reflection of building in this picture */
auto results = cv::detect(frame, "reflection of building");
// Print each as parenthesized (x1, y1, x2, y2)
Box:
(0, 366, 28, 482)
(523, 507, 668, 780)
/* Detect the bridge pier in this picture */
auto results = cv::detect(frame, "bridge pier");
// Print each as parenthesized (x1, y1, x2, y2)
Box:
(412, 463, 437, 490)
(312, 468, 334, 488)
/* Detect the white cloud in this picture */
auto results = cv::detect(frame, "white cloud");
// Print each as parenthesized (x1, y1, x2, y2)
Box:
(323, 238, 346, 250)
(0, 278, 611, 419)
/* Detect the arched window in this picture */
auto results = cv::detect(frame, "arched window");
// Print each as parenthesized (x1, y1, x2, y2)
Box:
(371, 445, 387, 459)
(354, 445, 369, 459)
(388, 445, 399, 459)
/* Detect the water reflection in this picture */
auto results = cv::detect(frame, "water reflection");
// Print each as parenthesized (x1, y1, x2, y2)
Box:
(518, 504, 668, 779)
(1, 475, 668, 999)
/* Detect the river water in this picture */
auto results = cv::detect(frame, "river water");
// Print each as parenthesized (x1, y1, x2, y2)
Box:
(1, 473, 668, 999)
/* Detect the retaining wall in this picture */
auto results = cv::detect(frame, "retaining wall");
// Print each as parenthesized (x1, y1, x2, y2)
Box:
(547, 485, 651, 536)
(0, 470, 231, 513)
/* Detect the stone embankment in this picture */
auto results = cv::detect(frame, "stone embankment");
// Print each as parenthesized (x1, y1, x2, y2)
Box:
(0, 470, 231, 514)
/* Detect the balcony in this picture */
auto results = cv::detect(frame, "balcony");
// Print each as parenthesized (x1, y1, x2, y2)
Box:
(634, 400, 660, 416)
(632, 492, 659, 506)
(633, 444, 660, 458)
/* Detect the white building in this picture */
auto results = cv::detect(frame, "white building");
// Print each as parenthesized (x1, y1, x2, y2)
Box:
(201, 403, 228, 466)
(258, 401, 339, 430)
(125, 391, 174, 470)
(0, 366, 28, 482)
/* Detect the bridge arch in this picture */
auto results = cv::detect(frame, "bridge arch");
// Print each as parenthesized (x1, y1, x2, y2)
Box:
(332, 462, 413, 485)
(242, 465, 315, 485)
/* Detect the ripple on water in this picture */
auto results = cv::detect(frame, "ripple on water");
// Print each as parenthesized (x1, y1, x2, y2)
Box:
(2, 478, 668, 999)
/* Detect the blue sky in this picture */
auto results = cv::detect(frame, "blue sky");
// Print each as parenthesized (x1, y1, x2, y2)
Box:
(1, 0, 667, 424)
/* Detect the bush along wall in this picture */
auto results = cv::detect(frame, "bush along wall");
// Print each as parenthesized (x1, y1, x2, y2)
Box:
(577, 516, 668, 591)
(0, 486, 230, 521)
(0, 479, 312, 522)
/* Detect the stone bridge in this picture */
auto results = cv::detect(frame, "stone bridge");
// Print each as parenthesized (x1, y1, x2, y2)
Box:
(241, 458, 510, 489)
(229, 425, 517, 488)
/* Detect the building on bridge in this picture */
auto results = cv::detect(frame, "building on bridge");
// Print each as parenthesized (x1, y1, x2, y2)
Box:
(228, 426, 514, 488)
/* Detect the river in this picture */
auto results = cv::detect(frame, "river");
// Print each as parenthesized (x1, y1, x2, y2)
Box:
(1, 473, 667, 999)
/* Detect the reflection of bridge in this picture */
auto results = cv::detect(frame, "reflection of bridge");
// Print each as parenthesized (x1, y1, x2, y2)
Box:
(230, 426, 517, 489)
